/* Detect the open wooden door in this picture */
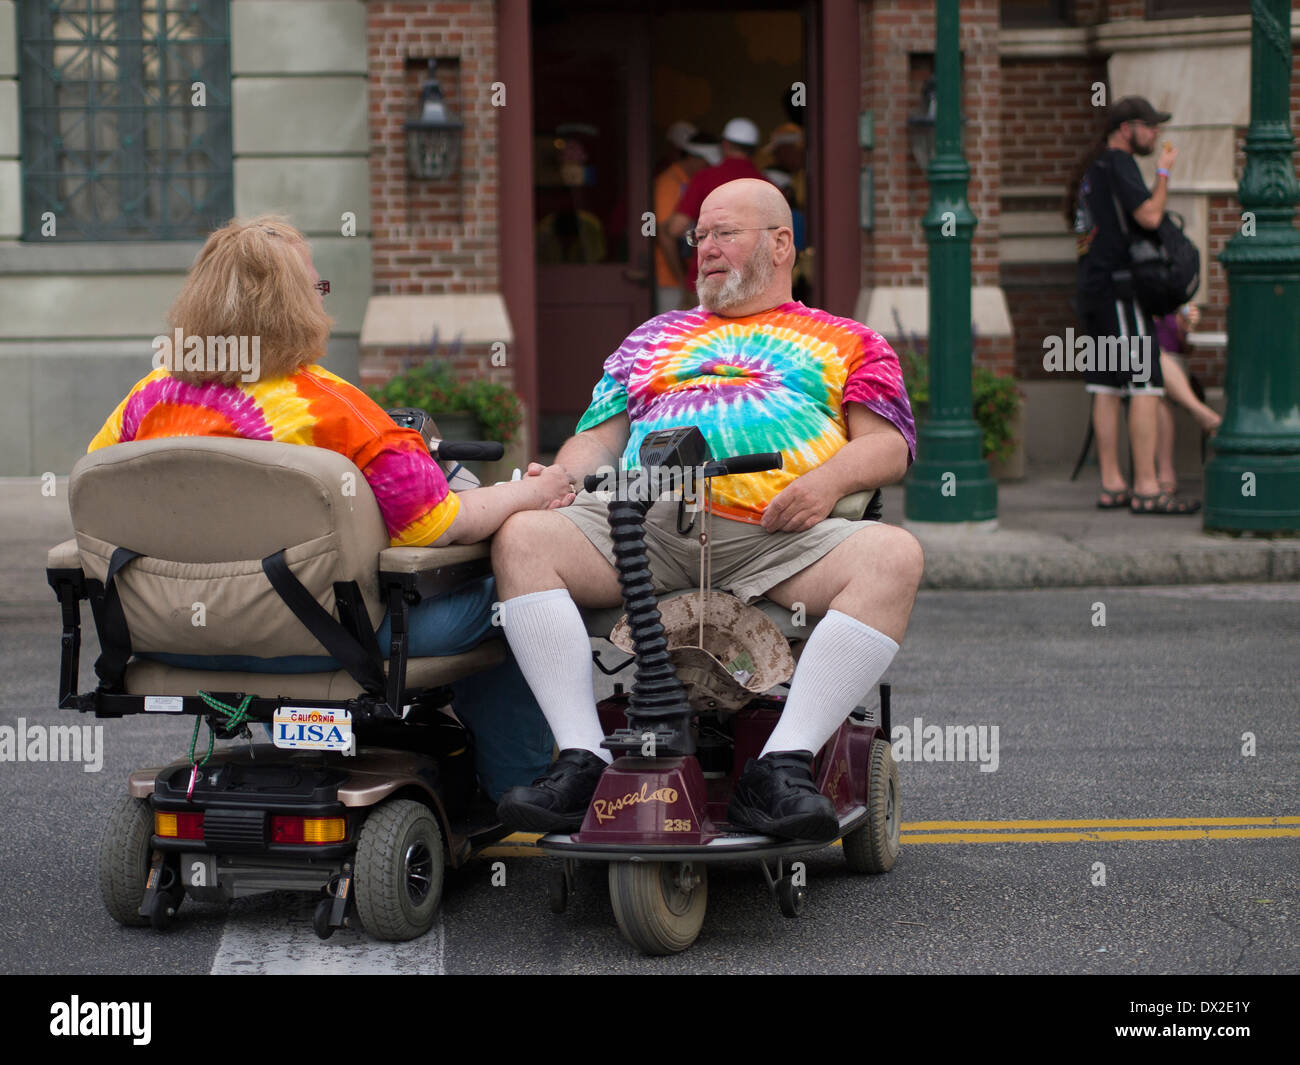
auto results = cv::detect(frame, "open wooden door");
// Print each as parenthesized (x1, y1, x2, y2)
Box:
(532, 4, 653, 450)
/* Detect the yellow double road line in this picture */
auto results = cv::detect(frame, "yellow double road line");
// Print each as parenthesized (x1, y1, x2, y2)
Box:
(900, 816, 1300, 844)
(480, 816, 1300, 856)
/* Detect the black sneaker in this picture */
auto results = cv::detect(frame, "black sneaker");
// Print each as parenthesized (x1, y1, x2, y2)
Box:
(726, 750, 839, 842)
(496, 749, 608, 833)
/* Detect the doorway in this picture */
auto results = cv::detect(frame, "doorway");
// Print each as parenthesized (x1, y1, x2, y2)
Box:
(531, 0, 809, 452)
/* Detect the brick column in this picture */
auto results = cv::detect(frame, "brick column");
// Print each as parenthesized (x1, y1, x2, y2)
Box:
(857, 0, 1013, 376)
(364, 0, 507, 390)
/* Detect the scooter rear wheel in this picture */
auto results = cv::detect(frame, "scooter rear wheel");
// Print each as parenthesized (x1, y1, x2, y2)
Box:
(99, 795, 153, 927)
(609, 861, 707, 955)
(842, 737, 900, 874)
(353, 799, 445, 941)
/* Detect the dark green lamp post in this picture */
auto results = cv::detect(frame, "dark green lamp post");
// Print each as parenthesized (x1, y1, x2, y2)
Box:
(1204, 0, 1300, 533)
(904, 0, 996, 523)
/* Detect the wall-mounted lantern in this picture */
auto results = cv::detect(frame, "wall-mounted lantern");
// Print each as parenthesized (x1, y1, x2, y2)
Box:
(906, 77, 938, 172)
(405, 60, 463, 181)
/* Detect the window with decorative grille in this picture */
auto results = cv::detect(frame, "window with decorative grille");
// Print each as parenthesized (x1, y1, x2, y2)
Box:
(18, 0, 233, 241)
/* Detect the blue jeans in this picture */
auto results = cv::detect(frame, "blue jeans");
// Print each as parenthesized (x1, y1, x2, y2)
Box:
(144, 576, 554, 800)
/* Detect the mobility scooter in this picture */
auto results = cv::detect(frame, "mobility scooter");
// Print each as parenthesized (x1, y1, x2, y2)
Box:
(539, 427, 901, 955)
(47, 411, 516, 941)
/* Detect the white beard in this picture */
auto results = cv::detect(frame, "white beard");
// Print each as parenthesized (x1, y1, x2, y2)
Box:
(699, 236, 774, 313)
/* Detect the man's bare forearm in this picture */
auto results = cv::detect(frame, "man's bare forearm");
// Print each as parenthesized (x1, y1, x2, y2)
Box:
(1135, 176, 1169, 230)
(554, 430, 620, 482)
(805, 432, 909, 500)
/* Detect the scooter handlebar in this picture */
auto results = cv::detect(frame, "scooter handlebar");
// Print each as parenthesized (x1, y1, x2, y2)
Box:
(581, 452, 782, 494)
(702, 452, 783, 477)
(433, 441, 504, 462)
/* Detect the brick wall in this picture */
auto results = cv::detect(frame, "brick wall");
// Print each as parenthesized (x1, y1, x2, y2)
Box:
(1105, 0, 1145, 19)
(860, 0, 1002, 290)
(1001, 57, 1109, 194)
(998, 52, 1107, 385)
(360, 341, 508, 392)
(365, 1, 502, 386)
(860, 0, 1013, 376)
(1071, 0, 1107, 25)
(1001, 262, 1078, 379)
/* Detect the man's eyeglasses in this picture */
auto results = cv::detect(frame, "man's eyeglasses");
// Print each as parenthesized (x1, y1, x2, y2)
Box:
(314, 280, 330, 295)
(685, 225, 780, 248)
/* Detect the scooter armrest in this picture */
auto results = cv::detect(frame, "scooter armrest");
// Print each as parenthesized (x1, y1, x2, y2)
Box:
(47, 538, 82, 571)
(830, 490, 872, 521)
(379, 543, 492, 601)
(379, 543, 490, 572)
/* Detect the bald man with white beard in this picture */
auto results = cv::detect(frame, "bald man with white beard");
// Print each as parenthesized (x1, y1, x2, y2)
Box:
(493, 179, 922, 841)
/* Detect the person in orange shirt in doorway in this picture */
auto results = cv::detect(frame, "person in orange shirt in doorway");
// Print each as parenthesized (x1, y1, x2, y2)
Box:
(653, 123, 718, 313)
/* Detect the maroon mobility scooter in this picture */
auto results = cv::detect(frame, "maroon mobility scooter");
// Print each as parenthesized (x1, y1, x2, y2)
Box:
(539, 427, 900, 954)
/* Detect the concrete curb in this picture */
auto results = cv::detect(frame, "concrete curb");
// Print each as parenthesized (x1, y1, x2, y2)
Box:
(912, 527, 1300, 590)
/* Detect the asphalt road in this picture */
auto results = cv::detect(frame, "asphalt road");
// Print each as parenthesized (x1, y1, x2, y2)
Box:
(1, 583, 1296, 975)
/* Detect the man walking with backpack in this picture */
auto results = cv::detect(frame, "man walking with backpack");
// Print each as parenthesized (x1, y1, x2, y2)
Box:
(1069, 96, 1200, 514)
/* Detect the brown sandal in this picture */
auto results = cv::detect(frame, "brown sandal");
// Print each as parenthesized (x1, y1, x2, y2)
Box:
(1130, 491, 1202, 515)
(1097, 488, 1132, 509)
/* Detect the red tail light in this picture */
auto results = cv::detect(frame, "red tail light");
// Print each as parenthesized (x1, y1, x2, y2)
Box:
(271, 816, 346, 844)
(155, 811, 204, 839)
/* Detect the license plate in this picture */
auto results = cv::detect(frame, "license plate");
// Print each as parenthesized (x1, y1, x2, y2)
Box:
(181, 853, 216, 889)
(270, 707, 353, 751)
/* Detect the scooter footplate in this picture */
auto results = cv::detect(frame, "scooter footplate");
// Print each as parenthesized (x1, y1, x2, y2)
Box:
(538, 805, 869, 863)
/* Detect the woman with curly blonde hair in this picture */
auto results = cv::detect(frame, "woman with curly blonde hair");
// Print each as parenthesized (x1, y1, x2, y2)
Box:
(87, 215, 570, 798)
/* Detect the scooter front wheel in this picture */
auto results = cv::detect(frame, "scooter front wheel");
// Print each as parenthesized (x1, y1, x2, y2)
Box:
(609, 861, 708, 955)
(842, 736, 900, 874)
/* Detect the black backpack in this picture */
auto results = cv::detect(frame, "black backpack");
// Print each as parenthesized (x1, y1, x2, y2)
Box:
(1112, 188, 1201, 317)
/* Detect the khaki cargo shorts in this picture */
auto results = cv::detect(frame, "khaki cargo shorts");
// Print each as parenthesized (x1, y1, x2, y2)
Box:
(555, 492, 872, 605)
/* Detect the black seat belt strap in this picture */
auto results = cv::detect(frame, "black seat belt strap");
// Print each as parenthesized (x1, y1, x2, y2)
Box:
(93, 546, 142, 692)
(261, 550, 387, 696)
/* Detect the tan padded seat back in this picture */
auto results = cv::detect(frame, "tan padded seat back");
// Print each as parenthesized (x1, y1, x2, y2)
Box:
(69, 438, 389, 658)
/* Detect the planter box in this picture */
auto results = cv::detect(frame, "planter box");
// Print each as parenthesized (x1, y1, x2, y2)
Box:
(987, 403, 1025, 481)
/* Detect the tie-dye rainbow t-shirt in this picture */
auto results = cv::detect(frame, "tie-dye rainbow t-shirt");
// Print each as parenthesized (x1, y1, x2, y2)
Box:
(88, 365, 458, 547)
(576, 301, 915, 524)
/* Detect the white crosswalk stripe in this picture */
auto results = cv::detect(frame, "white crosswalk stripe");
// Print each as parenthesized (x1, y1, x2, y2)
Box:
(210, 895, 444, 974)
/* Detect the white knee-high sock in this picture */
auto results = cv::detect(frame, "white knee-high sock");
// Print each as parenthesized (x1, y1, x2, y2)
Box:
(501, 589, 613, 763)
(760, 610, 899, 758)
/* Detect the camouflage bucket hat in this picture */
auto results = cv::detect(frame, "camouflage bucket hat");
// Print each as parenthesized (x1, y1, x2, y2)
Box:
(609, 592, 795, 712)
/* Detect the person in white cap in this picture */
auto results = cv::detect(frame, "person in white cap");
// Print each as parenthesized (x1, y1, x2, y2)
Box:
(658, 117, 774, 310)
(654, 124, 716, 314)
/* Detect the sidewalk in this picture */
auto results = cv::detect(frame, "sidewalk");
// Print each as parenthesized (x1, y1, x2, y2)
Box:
(880, 468, 1300, 589)
(4, 470, 1298, 606)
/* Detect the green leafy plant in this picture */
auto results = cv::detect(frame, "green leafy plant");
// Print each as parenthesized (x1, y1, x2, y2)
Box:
(892, 309, 1021, 462)
(369, 361, 523, 445)
(972, 365, 1022, 463)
